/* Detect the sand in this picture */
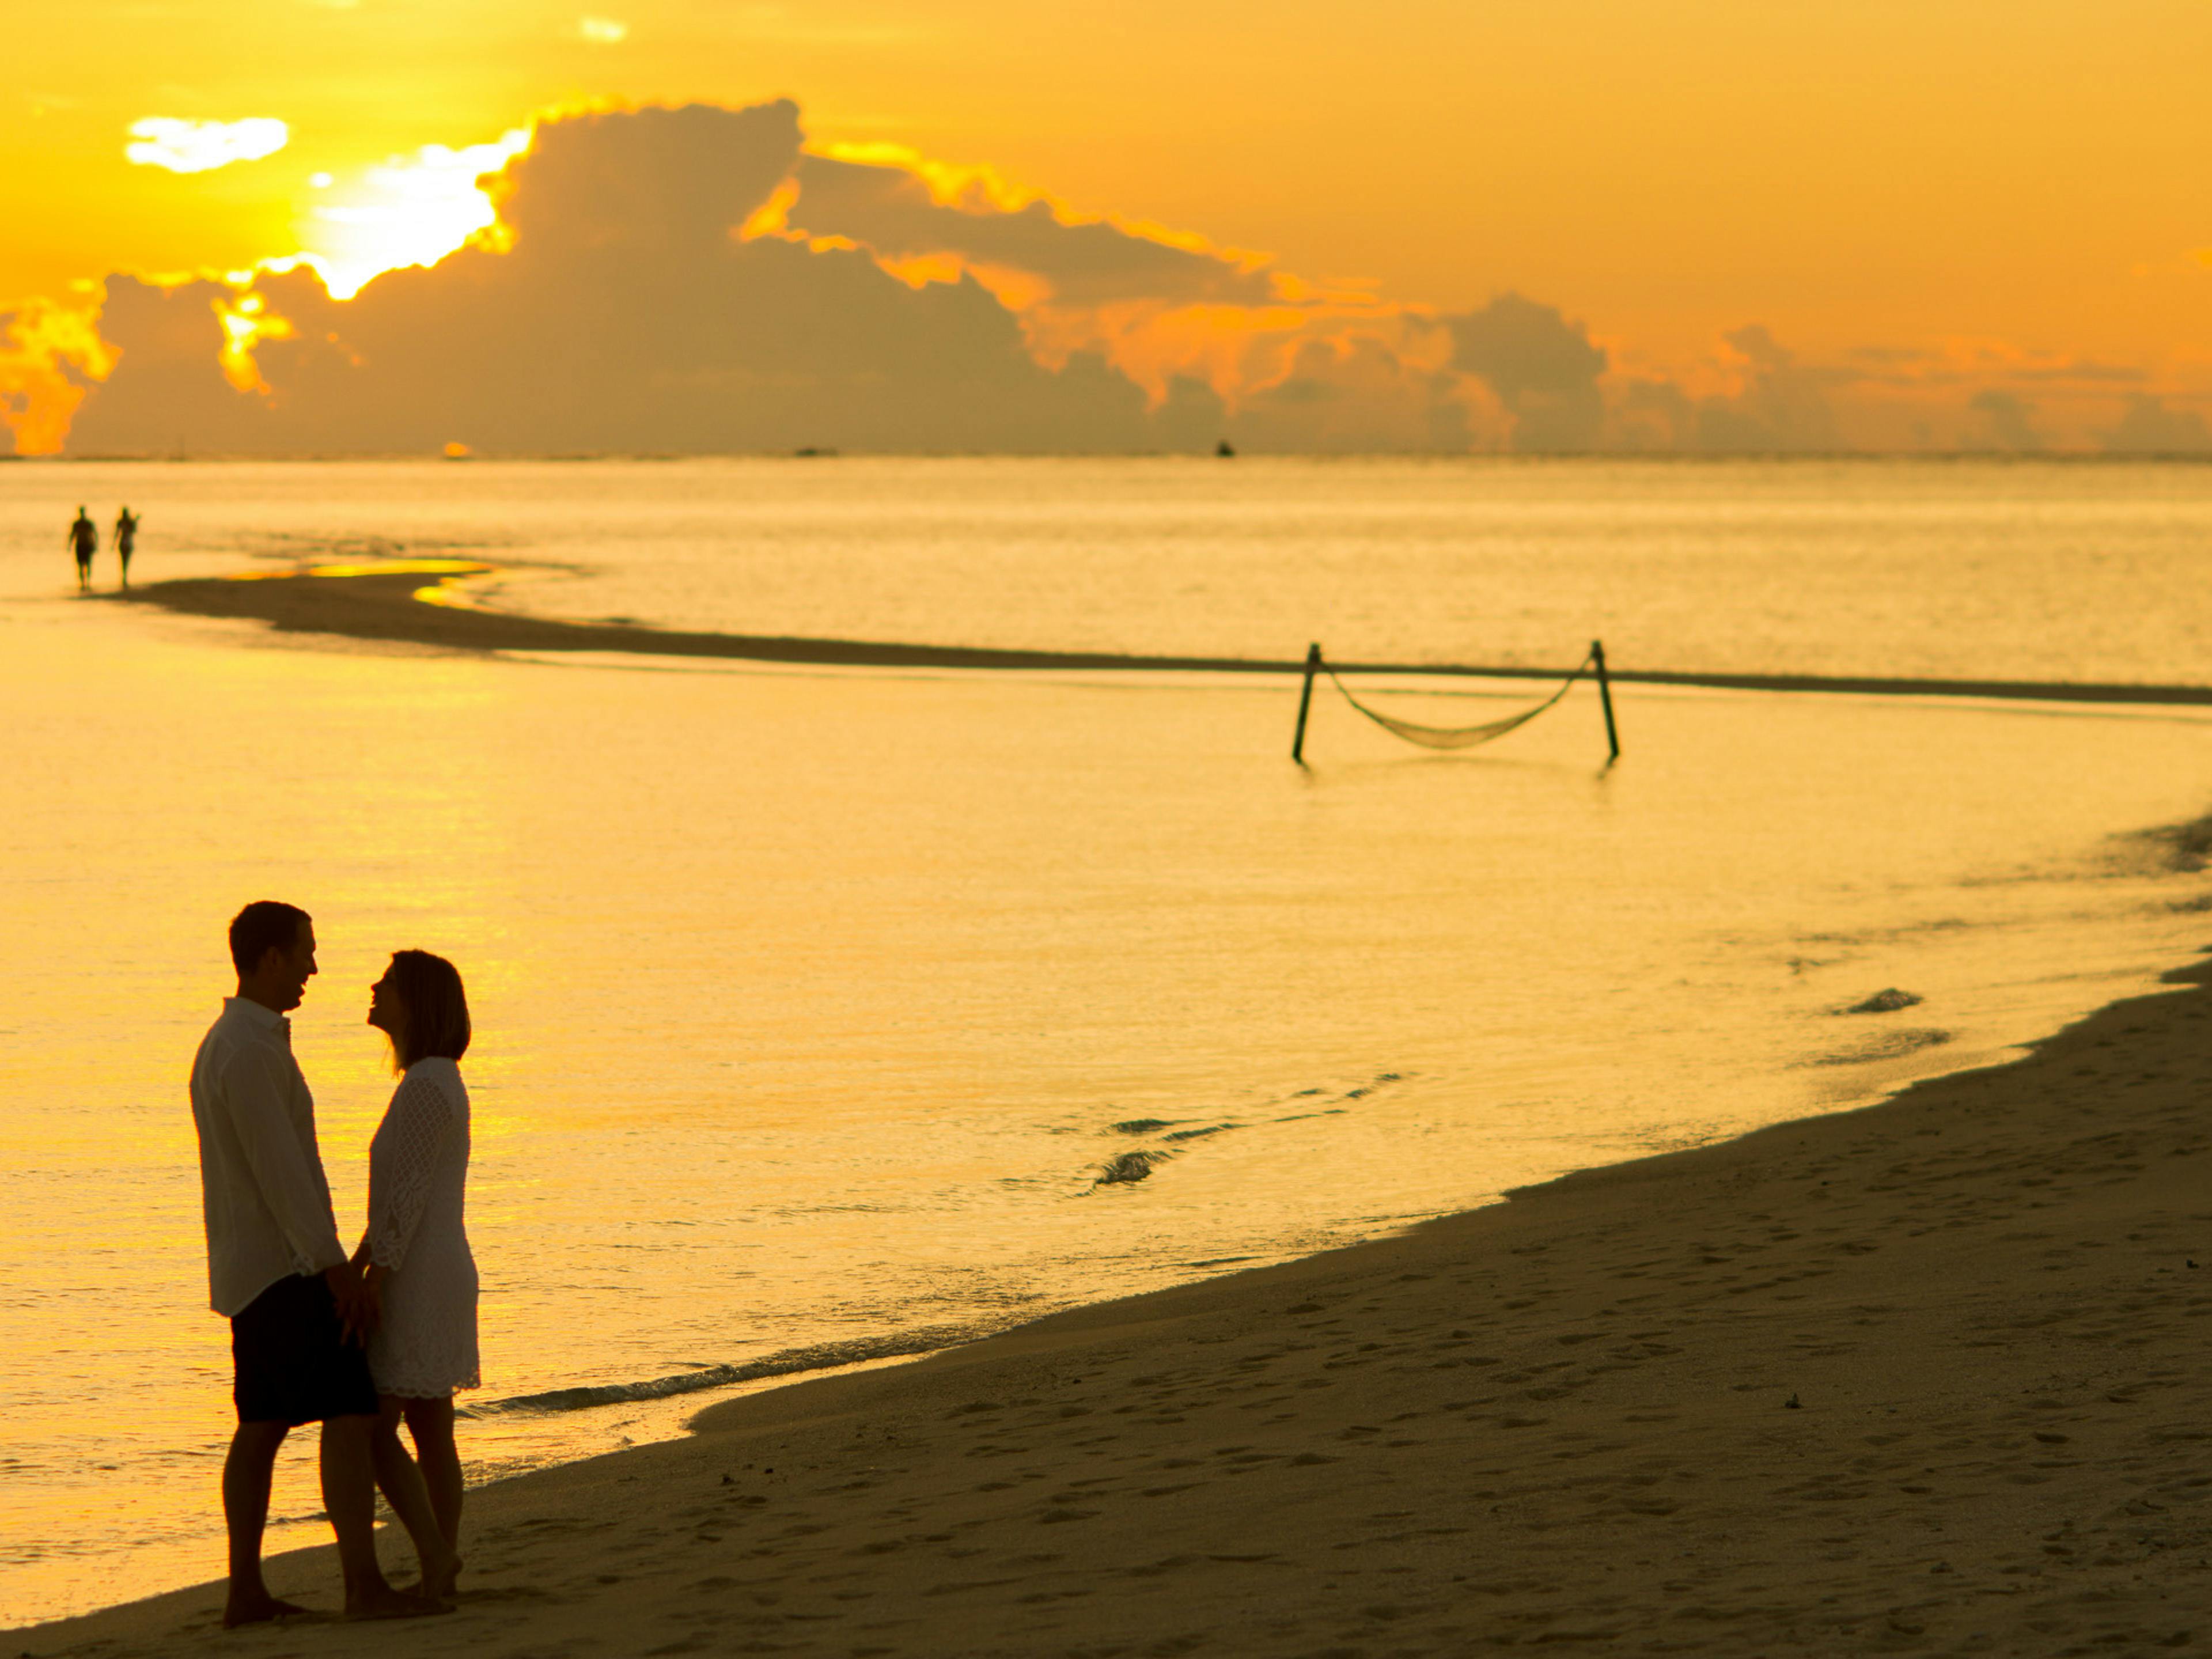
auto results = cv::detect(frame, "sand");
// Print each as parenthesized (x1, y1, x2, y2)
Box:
(111, 569, 2212, 705)
(20, 954, 2212, 1656)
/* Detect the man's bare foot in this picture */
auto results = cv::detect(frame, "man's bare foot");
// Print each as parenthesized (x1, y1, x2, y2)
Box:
(343, 1583, 450, 1621)
(222, 1592, 315, 1627)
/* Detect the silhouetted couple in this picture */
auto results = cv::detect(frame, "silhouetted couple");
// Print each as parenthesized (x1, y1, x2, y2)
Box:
(68, 506, 137, 590)
(190, 902, 480, 1624)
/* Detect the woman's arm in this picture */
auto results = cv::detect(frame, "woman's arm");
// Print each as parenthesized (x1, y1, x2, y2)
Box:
(365, 1074, 453, 1272)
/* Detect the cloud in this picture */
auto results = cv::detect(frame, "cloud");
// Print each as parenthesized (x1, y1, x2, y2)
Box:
(1606, 377, 1696, 452)
(21, 97, 2212, 457)
(1438, 305, 1857, 454)
(125, 116, 288, 174)
(1690, 325, 1845, 452)
(2101, 394, 2212, 456)
(66, 101, 1456, 456)
(67, 102, 1171, 456)
(786, 151, 1271, 312)
(1231, 331, 1470, 454)
(575, 16, 628, 41)
(0, 298, 114, 456)
(1445, 293, 1607, 452)
(1611, 334, 2212, 452)
(490, 104, 800, 258)
(1967, 388, 2041, 451)
(58, 276, 283, 453)
(773, 144, 1344, 411)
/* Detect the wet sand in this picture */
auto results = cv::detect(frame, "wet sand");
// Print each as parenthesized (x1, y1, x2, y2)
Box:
(115, 566, 2212, 703)
(21, 955, 2212, 1656)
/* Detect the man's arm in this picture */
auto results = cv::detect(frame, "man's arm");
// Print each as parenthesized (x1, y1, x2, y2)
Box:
(221, 1046, 377, 1339)
(218, 1043, 349, 1279)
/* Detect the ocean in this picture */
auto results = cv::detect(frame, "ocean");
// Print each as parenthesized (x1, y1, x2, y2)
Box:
(5, 456, 2211, 1625)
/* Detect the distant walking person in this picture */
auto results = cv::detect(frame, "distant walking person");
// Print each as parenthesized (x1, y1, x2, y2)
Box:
(357, 950, 480, 1601)
(113, 506, 139, 588)
(188, 901, 447, 1625)
(67, 506, 97, 590)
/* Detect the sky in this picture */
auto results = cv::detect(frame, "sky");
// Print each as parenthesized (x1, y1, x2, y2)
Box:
(3, 0, 2207, 454)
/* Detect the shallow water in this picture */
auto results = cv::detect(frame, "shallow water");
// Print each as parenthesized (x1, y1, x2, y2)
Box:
(3, 459, 2211, 1624)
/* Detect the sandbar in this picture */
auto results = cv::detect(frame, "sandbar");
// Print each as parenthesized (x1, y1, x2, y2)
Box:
(114, 567, 2212, 704)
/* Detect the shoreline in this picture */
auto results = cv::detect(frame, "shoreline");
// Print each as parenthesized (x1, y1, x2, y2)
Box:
(24, 952, 2212, 1655)
(113, 567, 2212, 706)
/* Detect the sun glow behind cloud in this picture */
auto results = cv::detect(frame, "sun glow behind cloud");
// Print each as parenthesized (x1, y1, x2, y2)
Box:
(0, 298, 115, 453)
(214, 290, 291, 392)
(125, 117, 289, 173)
(298, 129, 532, 299)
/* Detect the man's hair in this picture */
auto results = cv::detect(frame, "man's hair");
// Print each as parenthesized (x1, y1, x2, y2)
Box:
(229, 901, 310, 976)
(385, 950, 472, 1070)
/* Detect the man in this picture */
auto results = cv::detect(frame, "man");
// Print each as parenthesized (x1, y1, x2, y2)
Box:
(67, 506, 97, 591)
(189, 901, 439, 1624)
(113, 506, 139, 588)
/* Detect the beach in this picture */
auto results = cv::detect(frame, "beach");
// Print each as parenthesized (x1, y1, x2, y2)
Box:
(20, 949, 2212, 1655)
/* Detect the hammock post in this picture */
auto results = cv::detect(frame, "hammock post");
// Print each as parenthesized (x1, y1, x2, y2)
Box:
(1291, 642, 1322, 762)
(1592, 639, 1621, 763)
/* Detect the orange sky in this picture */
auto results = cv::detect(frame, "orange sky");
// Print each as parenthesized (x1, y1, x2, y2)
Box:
(5, 0, 2208, 450)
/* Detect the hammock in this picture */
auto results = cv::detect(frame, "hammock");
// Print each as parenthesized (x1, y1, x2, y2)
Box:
(1324, 648, 1593, 751)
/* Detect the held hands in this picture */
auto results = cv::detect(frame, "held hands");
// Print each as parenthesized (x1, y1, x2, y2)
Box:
(323, 1259, 381, 1347)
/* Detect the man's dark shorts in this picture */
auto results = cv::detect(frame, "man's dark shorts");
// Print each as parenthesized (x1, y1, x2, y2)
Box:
(231, 1272, 379, 1426)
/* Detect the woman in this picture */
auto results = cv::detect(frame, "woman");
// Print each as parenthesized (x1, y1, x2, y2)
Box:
(355, 949, 479, 1601)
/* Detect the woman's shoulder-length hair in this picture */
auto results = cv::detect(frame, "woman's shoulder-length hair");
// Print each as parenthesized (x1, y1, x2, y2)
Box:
(388, 949, 471, 1070)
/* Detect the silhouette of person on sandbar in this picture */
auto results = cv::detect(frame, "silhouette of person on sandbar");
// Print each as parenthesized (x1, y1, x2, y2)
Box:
(68, 507, 98, 591)
(114, 506, 140, 588)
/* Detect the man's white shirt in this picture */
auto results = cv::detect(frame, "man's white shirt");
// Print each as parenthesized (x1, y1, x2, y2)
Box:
(189, 997, 347, 1316)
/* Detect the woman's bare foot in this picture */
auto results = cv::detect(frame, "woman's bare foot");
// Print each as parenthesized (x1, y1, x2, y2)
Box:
(222, 1592, 314, 1627)
(343, 1582, 450, 1621)
(397, 1552, 463, 1604)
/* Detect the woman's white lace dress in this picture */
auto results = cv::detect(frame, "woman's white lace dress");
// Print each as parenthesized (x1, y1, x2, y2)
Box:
(365, 1056, 480, 1397)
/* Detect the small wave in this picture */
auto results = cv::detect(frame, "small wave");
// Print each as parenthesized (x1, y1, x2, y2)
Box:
(1090, 1150, 1174, 1187)
(1270, 1070, 1406, 1122)
(1084, 1071, 1407, 1187)
(1805, 1028, 1953, 1067)
(1840, 987, 1923, 1014)
(468, 1321, 987, 1416)
(2108, 812, 2212, 876)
